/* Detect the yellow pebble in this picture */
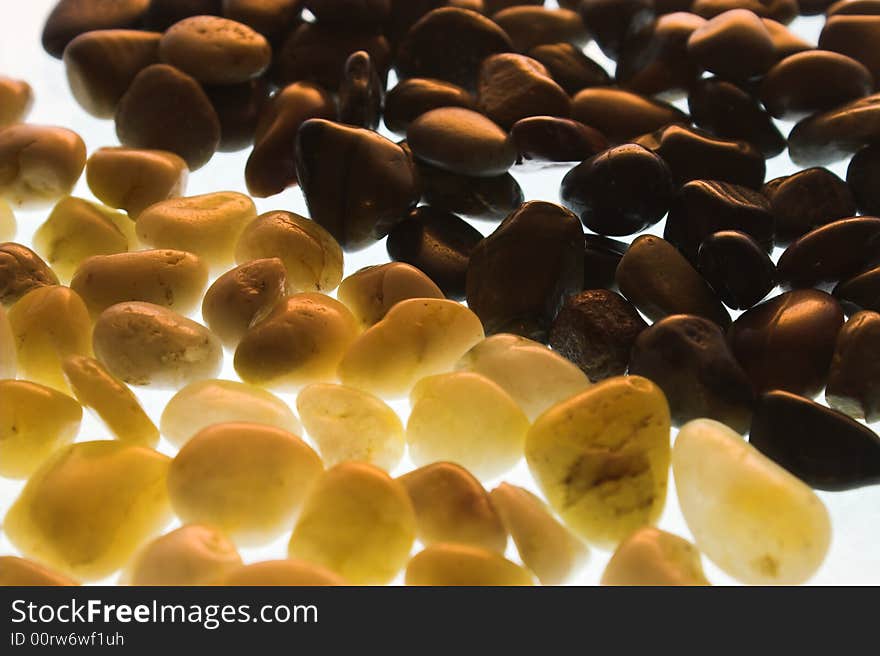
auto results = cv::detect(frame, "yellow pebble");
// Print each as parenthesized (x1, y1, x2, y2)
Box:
(0, 305, 15, 378)
(297, 382, 404, 471)
(405, 543, 534, 586)
(0, 380, 82, 479)
(0, 77, 33, 128)
(124, 525, 242, 586)
(399, 462, 507, 552)
(457, 333, 591, 420)
(601, 527, 710, 586)
(337, 263, 444, 328)
(407, 372, 529, 480)
(8, 285, 92, 392)
(490, 483, 588, 585)
(62, 355, 158, 447)
(673, 418, 831, 585)
(338, 298, 485, 399)
(4, 441, 172, 581)
(288, 462, 416, 585)
(525, 375, 671, 548)
(220, 560, 345, 586)
(0, 556, 78, 586)
(168, 422, 323, 545)
(235, 293, 360, 391)
(161, 378, 301, 447)
(0, 198, 16, 241)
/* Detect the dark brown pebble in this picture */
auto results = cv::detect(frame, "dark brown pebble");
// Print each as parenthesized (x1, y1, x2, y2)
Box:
(686, 9, 776, 80)
(833, 264, 880, 314)
(727, 289, 845, 396)
(691, 0, 798, 23)
(654, 0, 694, 11)
(0, 243, 60, 306)
(847, 144, 880, 216)
(466, 201, 584, 340)
(826, 0, 880, 15)
(548, 289, 647, 382)
(146, 0, 222, 31)
(571, 87, 689, 145)
(510, 116, 608, 167)
(296, 119, 420, 251)
(42, 0, 150, 58)
(527, 42, 610, 96)
(385, 205, 483, 300)
(584, 235, 628, 290)
(384, 78, 475, 134)
(788, 93, 880, 167)
(115, 64, 221, 171)
(749, 389, 880, 490)
(762, 17, 812, 58)
(698, 230, 776, 310)
(577, 0, 655, 59)
(417, 163, 524, 222)
(338, 51, 383, 130)
(206, 77, 271, 152)
(492, 6, 588, 52)
(221, 0, 304, 43)
(798, 0, 837, 13)
(629, 314, 755, 432)
(819, 15, 880, 88)
(616, 234, 732, 327)
(827, 310, 880, 421)
(303, 0, 389, 25)
(485, 0, 542, 12)
(385, 0, 446, 48)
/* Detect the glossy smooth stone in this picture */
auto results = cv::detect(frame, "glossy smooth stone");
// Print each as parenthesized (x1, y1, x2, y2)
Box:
(0, 557, 78, 587)
(788, 93, 880, 166)
(115, 64, 221, 170)
(687, 9, 776, 80)
(417, 163, 524, 222)
(399, 462, 507, 552)
(577, 0, 655, 58)
(41, 0, 150, 58)
(750, 390, 880, 490)
(161, 379, 301, 447)
(62, 355, 158, 447)
(763, 16, 812, 57)
(691, 0, 798, 21)
(617, 235, 731, 327)
(235, 293, 359, 390)
(492, 6, 588, 52)
(727, 289, 845, 396)
(635, 124, 765, 189)
(819, 15, 880, 86)
(561, 144, 674, 237)
(760, 50, 874, 121)
(384, 78, 476, 135)
(205, 77, 270, 152)
(673, 418, 830, 585)
(288, 462, 416, 584)
(395, 7, 514, 90)
(336, 262, 444, 328)
(0, 243, 59, 306)
(583, 235, 627, 290)
(549, 289, 647, 382)
(124, 524, 242, 586)
(219, 559, 344, 586)
(385, 205, 482, 300)
(827, 311, 880, 421)
(0, 380, 81, 480)
(86, 147, 188, 218)
(571, 87, 688, 145)
(338, 50, 383, 131)
(834, 264, 880, 314)
(698, 230, 776, 309)
(405, 543, 533, 586)
(847, 144, 880, 216)
(0, 77, 33, 128)
(527, 42, 610, 95)
(221, 0, 303, 43)
(526, 376, 671, 547)
(511, 117, 608, 169)
(63, 29, 161, 119)
(629, 314, 754, 432)
(4, 441, 171, 581)
(763, 167, 857, 243)
(601, 527, 709, 586)
(297, 119, 420, 251)
(338, 298, 484, 399)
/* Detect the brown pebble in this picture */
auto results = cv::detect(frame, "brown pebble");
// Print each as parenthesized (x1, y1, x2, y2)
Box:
(819, 15, 880, 88)
(338, 51, 383, 130)
(687, 9, 776, 80)
(827, 310, 880, 422)
(0, 77, 33, 128)
(222, 0, 304, 42)
(42, 0, 150, 58)
(571, 87, 688, 144)
(205, 77, 271, 152)
(492, 6, 588, 52)
(0, 243, 60, 306)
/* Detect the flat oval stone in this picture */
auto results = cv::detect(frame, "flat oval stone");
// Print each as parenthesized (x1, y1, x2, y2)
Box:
(727, 289, 845, 396)
(698, 230, 777, 310)
(584, 235, 628, 290)
(561, 144, 674, 236)
(384, 78, 475, 135)
(492, 6, 588, 52)
(571, 87, 688, 144)
(848, 144, 880, 216)
(750, 390, 880, 490)
(601, 527, 709, 586)
(511, 117, 608, 168)
(296, 119, 420, 251)
(788, 93, 880, 167)
(549, 289, 648, 381)
(577, 0, 655, 58)
(205, 77, 270, 152)
(629, 314, 754, 432)
(418, 163, 523, 222)
(827, 310, 880, 421)
(834, 264, 880, 314)
(42, 0, 150, 58)
(687, 9, 776, 80)
(617, 234, 732, 327)
(527, 42, 610, 95)
(466, 201, 584, 340)
(819, 15, 880, 87)
(338, 50, 383, 130)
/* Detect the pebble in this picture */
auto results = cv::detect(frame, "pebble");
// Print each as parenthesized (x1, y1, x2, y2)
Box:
(577, 0, 655, 59)
(336, 262, 444, 328)
(206, 77, 270, 152)
(0, 77, 33, 127)
(847, 144, 880, 216)
(826, 0, 880, 16)
(763, 17, 813, 57)
(492, 6, 588, 52)
(527, 42, 610, 96)
(686, 9, 776, 80)
(145, 0, 222, 31)
(0, 557, 78, 587)
(0, 306, 14, 378)
(219, 559, 344, 586)
(405, 543, 533, 586)
(570, 87, 688, 145)
(511, 116, 608, 168)
(819, 15, 880, 85)
(788, 93, 880, 167)
(41, 0, 150, 58)
(222, 0, 303, 43)
(0, 243, 59, 306)
(338, 51, 383, 131)
(583, 235, 628, 290)
(698, 230, 777, 310)
(383, 78, 476, 135)
(418, 163, 524, 222)
(673, 418, 831, 585)
(827, 310, 880, 422)
(834, 262, 880, 314)
(601, 527, 709, 586)
(692, 0, 798, 21)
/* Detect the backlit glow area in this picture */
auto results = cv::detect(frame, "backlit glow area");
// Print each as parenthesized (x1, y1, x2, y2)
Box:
(1, 0, 879, 586)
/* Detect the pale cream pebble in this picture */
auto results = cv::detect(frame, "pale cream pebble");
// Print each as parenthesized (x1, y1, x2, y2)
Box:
(4, 441, 172, 581)
(235, 293, 360, 391)
(490, 483, 589, 585)
(0, 198, 16, 241)
(525, 375, 672, 548)
(338, 298, 485, 399)
(219, 560, 345, 586)
(8, 285, 92, 392)
(0, 77, 33, 128)
(399, 462, 508, 552)
(288, 462, 416, 585)
(673, 418, 831, 585)
(0, 556, 79, 586)
(235, 210, 343, 293)
(86, 147, 188, 218)
(0, 304, 15, 378)
(337, 262, 445, 328)
(456, 333, 591, 420)
(296, 383, 404, 471)
(62, 355, 159, 447)
(0, 380, 82, 479)
(168, 422, 323, 545)
(601, 527, 710, 586)
(161, 378, 301, 447)
(92, 301, 222, 388)
(123, 525, 242, 586)
(405, 543, 534, 586)
(407, 372, 529, 480)
(136, 192, 257, 271)
(33, 196, 135, 283)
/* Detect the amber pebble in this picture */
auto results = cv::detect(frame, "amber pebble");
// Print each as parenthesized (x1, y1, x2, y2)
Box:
(41, 0, 150, 58)
(571, 87, 688, 145)
(788, 93, 880, 167)
(63, 30, 160, 119)
(0, 557, 79, 586)
(0, 243, 59, 306)
(819, 15, 880, 87)
(0, 306, 15, 378)
(601, 527, 709, 586)
(205, 77, 270, 152)
(511, 116, 608, 168)
(492, 7, 588, 52)
(384, 78, 476, 135)
(698, 230, 777, 310)
(220, 559, 344, 586)
(466, 201, 584, 341)
(0, 77, 33, 128)
(583, 235, 628, 290)
(418, 163, 524, 222)
(405, 543, 533, 586)
(527, 43, 609, 96)
(687, 9, 776, 80)
(297, 119, 419, 251)
(222, 0, 303, 43)
(339, 51, 383, 130)
(848, 144, 880, 216)
(337, 262, 444, 328)
(691, 0, 798, 22)
(115, 64, 221, 170)
(834, 264, 880, 314)
(577, 0, 655, 59)
(727, 289, 845, 396)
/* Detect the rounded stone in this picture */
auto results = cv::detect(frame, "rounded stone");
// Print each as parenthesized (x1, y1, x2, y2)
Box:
(698, 230, 777, 310)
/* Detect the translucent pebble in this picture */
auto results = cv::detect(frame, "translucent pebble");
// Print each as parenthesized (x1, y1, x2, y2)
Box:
(405, 543, 534, 586)
(0, 556, 78, 586)
(601, 527, 710, 586)
(0, 198, 16, 241)
(0, 305, 15, 378)
(220, 560, 345, 586)
(337, 262, 444, 328)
